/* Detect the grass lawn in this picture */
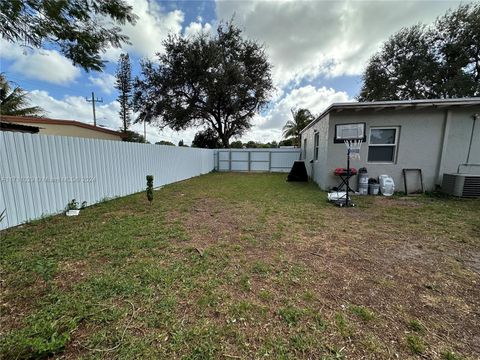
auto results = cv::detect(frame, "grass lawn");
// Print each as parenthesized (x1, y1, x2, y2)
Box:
(1, 173, 479, 359)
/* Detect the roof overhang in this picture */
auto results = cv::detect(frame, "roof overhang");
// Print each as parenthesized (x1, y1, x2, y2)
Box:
(301, 97, 480, 134)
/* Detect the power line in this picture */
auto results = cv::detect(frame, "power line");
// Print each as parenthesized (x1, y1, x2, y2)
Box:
(85, 92, 103, 126)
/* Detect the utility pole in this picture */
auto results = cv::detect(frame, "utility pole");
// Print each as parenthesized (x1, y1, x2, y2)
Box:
(85, 92, 103, 126)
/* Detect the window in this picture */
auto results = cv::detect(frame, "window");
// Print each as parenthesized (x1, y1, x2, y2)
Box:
(314, 132, 319, 160)
(334, 123, 366, 143)
(368, 127, 399, 163)
(303, 138, 307, 160)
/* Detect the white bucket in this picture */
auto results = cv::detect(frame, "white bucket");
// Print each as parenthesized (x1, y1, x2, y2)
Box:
(379, 175, 395, 196)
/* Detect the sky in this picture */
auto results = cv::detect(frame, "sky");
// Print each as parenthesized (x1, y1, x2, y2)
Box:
(0, 0, 466, 145)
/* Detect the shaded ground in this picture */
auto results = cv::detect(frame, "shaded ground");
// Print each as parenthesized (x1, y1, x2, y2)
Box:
(1, 173, 479, 359)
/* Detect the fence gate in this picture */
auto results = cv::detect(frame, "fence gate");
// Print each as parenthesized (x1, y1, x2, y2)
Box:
(214, 149, 301, 172)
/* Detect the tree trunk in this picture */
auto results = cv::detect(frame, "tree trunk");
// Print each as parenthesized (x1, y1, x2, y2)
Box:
(220, 134, 230, 148)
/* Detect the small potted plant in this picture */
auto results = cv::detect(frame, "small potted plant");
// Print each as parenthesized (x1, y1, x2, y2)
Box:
(66, 199, 87, 216)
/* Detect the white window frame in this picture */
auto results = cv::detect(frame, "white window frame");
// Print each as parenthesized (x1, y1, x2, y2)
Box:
(367, 126, 399, 164)
(314, 132, 319, 161)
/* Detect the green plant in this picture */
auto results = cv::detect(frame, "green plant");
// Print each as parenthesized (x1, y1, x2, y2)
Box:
(66, 199, 79, 211)
(408, 319, 425, 333)
(441, 350, 464, 360)
(278, 306, 303, 326)
(65, 200, 87, 211)
(406, 334, 426, 354)
(350, 305, 374, 321)
(146, 175, 154, 204)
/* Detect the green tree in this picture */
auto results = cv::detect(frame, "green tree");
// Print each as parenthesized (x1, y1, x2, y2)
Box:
(282, 108, 314, 147)
(192, 128, 221, 149)
(230, 140, 243, 148)
(279, 138, 295, 147)
(155, 140, 175, 146)
(122, 130, 147, 143)
(359, 3, 480, 101)
(134, 22, 273, 148)
(115, 53, 132, 133)
(0, 1, 137, 71)
(0, 73, 43, 116)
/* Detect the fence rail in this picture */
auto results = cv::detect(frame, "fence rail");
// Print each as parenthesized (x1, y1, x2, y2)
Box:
(0, 132, 214, 230)
(214, 148, 301, 172)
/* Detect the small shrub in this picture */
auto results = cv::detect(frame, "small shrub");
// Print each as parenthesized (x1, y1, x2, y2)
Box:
(406, 334, 426, 354)
(146, 175, 154, 204)
(66, 199, 78, 210)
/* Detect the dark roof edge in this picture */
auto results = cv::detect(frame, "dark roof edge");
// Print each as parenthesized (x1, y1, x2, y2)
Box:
(0, 115, 124, 137)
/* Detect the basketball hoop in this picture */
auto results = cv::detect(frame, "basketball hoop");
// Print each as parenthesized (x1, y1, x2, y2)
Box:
(344, 140, 362, 160)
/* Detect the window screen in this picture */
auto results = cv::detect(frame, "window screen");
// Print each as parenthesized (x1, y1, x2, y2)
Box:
(368, 127, 398, 162)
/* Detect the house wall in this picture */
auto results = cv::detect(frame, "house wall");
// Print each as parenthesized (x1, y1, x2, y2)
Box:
(8, 121, 122, 141)
(301, 106, 480, 192)
(301, 114, 329, 187)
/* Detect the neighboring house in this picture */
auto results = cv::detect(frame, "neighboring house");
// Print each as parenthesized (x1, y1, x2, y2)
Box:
(0, 121, 40, 134)
(300, 98, 480, 192)
(0, 115, 124, 141)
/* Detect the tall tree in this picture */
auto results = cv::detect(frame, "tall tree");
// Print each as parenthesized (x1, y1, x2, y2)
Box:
(0, 1, 137, 71)
(115, 53, 132, 133)
(282, 108, 314, 147)
(359, 3, 480, 101)
(192, 128, 221, 149)
(0, 73, 43, 116)
(134, 22, 273, 148)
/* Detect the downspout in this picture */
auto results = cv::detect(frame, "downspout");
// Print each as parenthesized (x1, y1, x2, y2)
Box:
(465, 113, 478, 164)
(436, 109, 451, 185)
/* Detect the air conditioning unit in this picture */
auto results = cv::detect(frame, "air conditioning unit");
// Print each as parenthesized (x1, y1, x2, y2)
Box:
(442, 173, 480, 197)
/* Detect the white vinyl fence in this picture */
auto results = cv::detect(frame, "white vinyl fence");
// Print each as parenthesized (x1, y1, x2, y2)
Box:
(0, 132, 214, 230)
(214, 148, 301, 172)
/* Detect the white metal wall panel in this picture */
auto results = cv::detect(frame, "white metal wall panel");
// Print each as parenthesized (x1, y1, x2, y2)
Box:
(0, 133, 214, 230)
(214, 149, 301, 173)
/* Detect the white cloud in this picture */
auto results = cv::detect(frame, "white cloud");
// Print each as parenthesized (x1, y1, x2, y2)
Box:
(253, 85, 351, 131)
(89, 73, 117, 95)
(0, 40, 80, 85)
(27, 90, 197, 145)
(184, 21, 213, 37)
(103, 0, 185, 61)
(216, 0, 464, 87)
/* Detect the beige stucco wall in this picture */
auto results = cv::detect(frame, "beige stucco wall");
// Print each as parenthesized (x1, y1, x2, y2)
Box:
(301, 106, 480, 192)
(9, 122, 122, 141)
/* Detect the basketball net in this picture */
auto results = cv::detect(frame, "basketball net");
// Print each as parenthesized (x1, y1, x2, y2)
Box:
(345, 140, 362, 160)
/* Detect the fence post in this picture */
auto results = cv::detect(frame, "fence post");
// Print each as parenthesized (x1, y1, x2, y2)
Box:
(248, 151, 251, 172)
(268, 151, 272, 172)
(229, 150, 232, 171)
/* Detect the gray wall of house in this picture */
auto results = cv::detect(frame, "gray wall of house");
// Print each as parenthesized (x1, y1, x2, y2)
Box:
(301, 106, 480, 192)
